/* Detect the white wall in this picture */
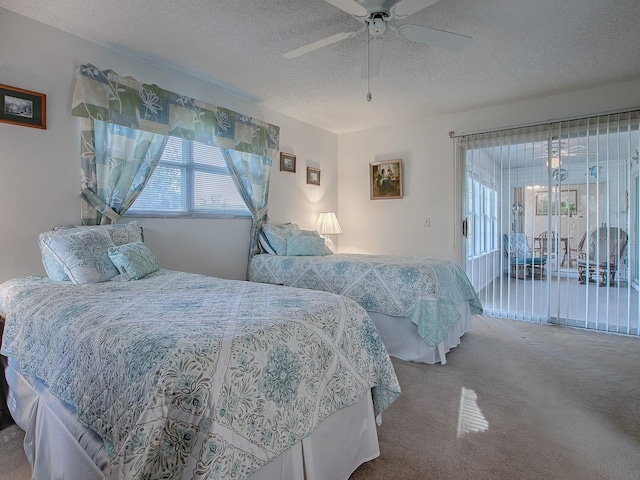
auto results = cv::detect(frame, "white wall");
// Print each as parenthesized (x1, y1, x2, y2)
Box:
(0, 8, 338, 282)
(2, 8, 639, 284)
(337, 80, 640, 262)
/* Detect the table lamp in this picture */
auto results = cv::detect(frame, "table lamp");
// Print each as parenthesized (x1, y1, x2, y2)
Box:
(316, 212, 343, 248)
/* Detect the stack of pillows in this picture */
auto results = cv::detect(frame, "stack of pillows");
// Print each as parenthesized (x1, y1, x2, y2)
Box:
(38, 221, 160, 284)
(259, 223, 333, 256)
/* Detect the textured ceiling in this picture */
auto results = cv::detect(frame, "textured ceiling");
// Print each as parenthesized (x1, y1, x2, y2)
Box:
(2, 0, 639, 134)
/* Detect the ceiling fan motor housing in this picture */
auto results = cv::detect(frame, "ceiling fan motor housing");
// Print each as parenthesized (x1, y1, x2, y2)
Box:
(368, 13, 387, 35)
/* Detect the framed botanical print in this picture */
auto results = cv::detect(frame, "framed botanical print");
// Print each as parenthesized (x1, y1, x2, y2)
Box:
(307, 167, 320, 186)
(280, 152, 296, 173)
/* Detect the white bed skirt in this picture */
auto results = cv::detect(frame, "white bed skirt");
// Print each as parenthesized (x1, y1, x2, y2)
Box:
(3, 357, 379, 480)
(368, 302, 473, 365)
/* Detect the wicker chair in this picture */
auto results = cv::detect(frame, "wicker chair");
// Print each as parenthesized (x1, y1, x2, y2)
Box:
(576, 227, 628, 286)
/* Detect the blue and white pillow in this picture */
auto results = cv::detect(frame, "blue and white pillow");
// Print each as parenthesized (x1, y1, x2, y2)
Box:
(38, 222, 143, 281)
(108, 241, 160, 280)
(291, 229, 321, 237)
(41, 226, 119, 284)
(261, 224, 334, 256)
(261, 223, 299, 255)
(285, 235, 331, 256)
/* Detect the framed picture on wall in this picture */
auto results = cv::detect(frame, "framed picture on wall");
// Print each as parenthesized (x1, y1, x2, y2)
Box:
(0, 84, 46, 129)
(307, 167, 320, 186)
(280, 152, 296, 173)
(370, 159, 402, 199)
(535, 189, 577, 215)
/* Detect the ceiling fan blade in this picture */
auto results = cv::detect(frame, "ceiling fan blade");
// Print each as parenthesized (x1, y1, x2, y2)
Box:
(283, 31, 356, 59)
(324, 0, 367, 16)
(393, 0, 443, 17)
(396, 24, 472, 51)
(563, 152, 600, 157)
(361, 37, 382, 79)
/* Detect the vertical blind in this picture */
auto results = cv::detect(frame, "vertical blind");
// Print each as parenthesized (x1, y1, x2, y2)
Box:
(456, 110, 640, 336)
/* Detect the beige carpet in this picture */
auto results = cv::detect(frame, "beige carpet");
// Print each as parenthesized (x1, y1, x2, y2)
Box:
(0, 423, 30, 480)
(351, 316, 640, 480)
(1, 316, 639, 480)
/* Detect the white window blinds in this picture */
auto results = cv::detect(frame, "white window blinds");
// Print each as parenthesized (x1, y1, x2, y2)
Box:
(128, 137, 250, 217)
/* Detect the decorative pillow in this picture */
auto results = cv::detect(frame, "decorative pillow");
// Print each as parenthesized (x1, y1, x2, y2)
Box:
(38, 221, 143, 281)
(108, 241, 160, 280)
(285, 235, 332, 256)
(106, 221, 144, 246)
(259, 232, 276, 255)
(41, 226, 119, 284)
(261, 223, 300, 255)
(510, 233, 532, 257)
(290, 229, 321, 237)
(290, 229, 333, 254)
(39, 225, 86, 281)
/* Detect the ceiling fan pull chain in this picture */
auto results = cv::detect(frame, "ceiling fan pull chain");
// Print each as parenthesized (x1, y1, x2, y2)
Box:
(366, 32, 372, 102)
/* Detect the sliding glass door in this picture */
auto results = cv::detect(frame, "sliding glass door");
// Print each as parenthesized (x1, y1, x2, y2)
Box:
(457, 111, 640, 336)
(633, 174, 640, 289)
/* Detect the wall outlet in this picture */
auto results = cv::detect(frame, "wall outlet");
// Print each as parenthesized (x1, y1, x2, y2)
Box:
(423, 217, 430, 227)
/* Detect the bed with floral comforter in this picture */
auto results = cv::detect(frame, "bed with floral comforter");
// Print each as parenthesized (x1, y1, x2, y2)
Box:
(249, 254, 483, 349)
(0, 269, 400, 480)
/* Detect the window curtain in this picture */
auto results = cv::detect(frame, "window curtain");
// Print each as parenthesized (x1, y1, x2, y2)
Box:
(78, 119, 167, 224)
(71, 63, 280, 225)
(222, 149, 271, 262)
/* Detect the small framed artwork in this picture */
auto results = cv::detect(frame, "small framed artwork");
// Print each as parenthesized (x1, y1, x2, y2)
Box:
(370, 159, 402, 200)
(0, 84, 46, 129)
(535, 189, 577, 215)
(280, 152, 296, 173)
(307, 167, 321, 186)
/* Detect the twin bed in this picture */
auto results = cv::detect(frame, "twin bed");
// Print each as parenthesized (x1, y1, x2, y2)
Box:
(0, 221, 481, 479)
(0, 222, 403, 479)
(250, 224, 482, 365)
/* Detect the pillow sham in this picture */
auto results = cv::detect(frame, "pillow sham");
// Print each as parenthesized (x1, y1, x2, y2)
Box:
(285, 235, 332, 256)
(290, 229, 333, 255)
(290, 229, 321, 237)
(39, 225, 86, 281)
(259, 232, 276, 255)
(261, 223, 300, 255)
(108, 241, 160, 280)
(41, 226, 119, 284)
(38, 221, 143, 281)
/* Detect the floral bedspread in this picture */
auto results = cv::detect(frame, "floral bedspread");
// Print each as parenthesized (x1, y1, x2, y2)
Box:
(0, 270, 400, 480)
(249, 254, 483, 347)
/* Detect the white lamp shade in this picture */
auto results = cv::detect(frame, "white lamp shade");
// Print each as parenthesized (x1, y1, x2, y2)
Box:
(316, 212, 343, 236)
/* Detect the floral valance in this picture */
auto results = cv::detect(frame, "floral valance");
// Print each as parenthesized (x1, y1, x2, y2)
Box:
(71, 64, 280, 158)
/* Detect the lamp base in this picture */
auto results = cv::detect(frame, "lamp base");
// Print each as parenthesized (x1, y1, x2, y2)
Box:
(323, 236, 333, 248)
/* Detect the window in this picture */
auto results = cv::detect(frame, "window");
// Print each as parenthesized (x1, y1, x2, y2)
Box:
(467, 177, 498, 258)
(128, 137, 250, 217)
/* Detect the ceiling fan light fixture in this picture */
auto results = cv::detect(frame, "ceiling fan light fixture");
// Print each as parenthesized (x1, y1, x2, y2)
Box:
(546, 156, 561, 168)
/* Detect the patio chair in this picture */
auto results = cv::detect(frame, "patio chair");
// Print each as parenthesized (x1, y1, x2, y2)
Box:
(576, 227, 628, 286)
(504, 233, 547, 279)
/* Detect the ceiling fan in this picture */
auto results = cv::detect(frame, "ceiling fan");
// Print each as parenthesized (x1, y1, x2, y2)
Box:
(283, 0, 472, 83)
(534, 140, 599, 164)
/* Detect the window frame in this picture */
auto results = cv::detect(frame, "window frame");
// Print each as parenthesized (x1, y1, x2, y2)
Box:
(467, 176, 499, 259)
(126, 138, 251, 219)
